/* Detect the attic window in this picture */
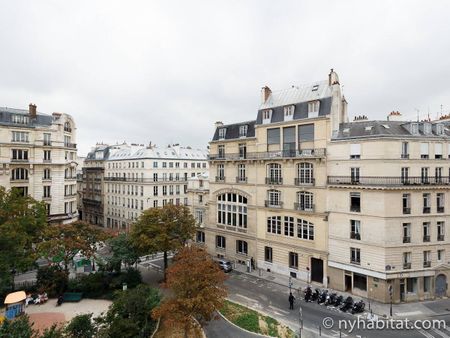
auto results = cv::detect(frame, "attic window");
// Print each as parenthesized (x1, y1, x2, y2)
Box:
(312, 85, 319, 91)
(411, 123, 419, 135)
(239, 125, 248, 137)
(218, 128, 226, 139)
(262, 109, 272, 124)
(365, 126, 373, 131)
(382, 124, 390, 129)
(424, 123, 432, 135)
(436, 124, 444, 135)
(308, 101, 320, 118)
(284, 105, 294, 121)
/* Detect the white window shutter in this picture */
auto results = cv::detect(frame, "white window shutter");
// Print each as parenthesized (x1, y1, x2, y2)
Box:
(420, 143, 429, 155)
(350, 143, 361, 155)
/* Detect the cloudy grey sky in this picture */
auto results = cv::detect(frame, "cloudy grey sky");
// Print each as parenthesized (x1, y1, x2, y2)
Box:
(2, 0, 450, 155)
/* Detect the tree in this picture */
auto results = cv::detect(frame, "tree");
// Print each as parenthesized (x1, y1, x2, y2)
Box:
(36, 265, 69, 297)
(104, 233, 139, 272)
(96, 284, 161, 338)
(65, 314, 96, 338)
(130, 204, 196, 280)
(0, 187, 47, 293)
(152, 245, 227, 335)
(40, 324, 64, 338)
(37, 221, 111, 274)
(0, 315, 35, 338)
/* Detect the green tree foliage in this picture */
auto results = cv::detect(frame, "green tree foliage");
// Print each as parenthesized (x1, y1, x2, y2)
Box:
(153, 245, 227, 334)
(0, 315, 35, 338)
(37, 221, 111, 273)
(130, 204, 196, 280)
(36, 265, 69, 297)
(104, 234, 139, 272)
(40, 324, 64, 338)
(0, 187, 47, 294)
(96, 284, 161, 338)
(65, 314, 96, 338)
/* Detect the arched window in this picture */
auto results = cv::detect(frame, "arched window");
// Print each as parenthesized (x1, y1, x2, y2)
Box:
(297, 218, 314, 240)
(217, 192, 247, 228)
(296, 163, 314, 185)
(266, 163, 282, 184)
(296, 191, 314, 212)
(64, 122, 72, 132)
(11, 168, 28, 180)
(266, 189, 282, 208)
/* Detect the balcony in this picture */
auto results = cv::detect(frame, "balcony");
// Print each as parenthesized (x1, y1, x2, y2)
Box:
(236, 176, 247, 183)
(423, 261, 431, 268)
(42, 177, 52, 182)
(215, 176, 225, 183)
(403, 207, 411, 214)
(350, 205, 361, 212)
(437, 206, 445, 213)
(401, 154, 409, 159)
(65, 176, 77, 180)
(403, 262, 411, 269)
(423, 207, 431, 214)
(65, 143, 77, 149)
(64, 127, 72, 132)
(10, 178, 29, 183)
(42, 195, 52, 201)
(265, 177, 283, 185)
(264, 200, 283, 209)
(11, 158, 29, 163)
(350, 259, 361, 265)
(294, 178, 315, 186)
(209, 148, 326, 161)
(294, 202, 314, 213)
(350, 231, 361, 240)
(43, 159, 52, 163)
(438, 234, 445, 241)
(423, 235, 430, 242)
(328, 176, 450, 187)
(403, 236, 411, 243)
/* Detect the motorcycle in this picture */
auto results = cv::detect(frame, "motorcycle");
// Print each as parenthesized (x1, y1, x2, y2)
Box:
(311, 289, 320, 302)
(56, 295, 64, 307)
(351, 300, 365, 314)
(340, 296, 354, 312)
(325, 292, 337, 306)
(333, 295, 344, 307)
(304, 286, 313, 302)
(318, 289, 328, 304)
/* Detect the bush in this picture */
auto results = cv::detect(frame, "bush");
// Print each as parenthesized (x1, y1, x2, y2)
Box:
(0, 315, 35, 338)
(65, 313, 96, 338)
(36, 266, 68, 297)
(110, 268, 142, 290)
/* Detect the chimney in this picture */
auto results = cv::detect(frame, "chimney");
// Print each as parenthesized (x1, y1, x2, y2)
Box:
(261, 86, 272, 104)
(353, 115, 369, 122)
(29, 103, 37, 118)
(387, 111, 403, 121)
(215, 121, 224, 128)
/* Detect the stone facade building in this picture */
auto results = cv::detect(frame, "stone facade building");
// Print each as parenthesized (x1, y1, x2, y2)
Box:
(0, 104, 78, 224)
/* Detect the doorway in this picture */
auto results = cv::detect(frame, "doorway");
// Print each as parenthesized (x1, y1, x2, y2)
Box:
(400, 279, 406, 302)
(345, 274, 352, 292)
(311, 258, 324, 283)
(436, 274, 447, 298)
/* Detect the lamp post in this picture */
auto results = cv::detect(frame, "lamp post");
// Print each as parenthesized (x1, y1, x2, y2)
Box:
(298, 306, 303, 338)
(289, 276, 292, 293)
(388, 284, 393, 317)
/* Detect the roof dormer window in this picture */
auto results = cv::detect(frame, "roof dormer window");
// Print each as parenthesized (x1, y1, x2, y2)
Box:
(11, 115, 29, 125)
(411, 123, 419, 135)
(312, 84, 319, 91)
(218, 128, 226, 140)
(308, 101, 320, 118)
(423, 122, 432, 135)
(239, 125, 248, 137)
(262, 109, 272, 124)
(284, 105, 295, 121)
(436, 124, 444, 135)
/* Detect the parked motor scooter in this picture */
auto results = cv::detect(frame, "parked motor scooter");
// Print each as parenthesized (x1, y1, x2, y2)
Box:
(56, 295, 63, 307)
(304, 286, 312, 302)
(311, 289, 320, 302)
(318, 289, 328, 304)
(351, 300, 365, 314)
(340, 296, 354, 312)
(325, 292, 337, 306)
(333, 295, 344, 307)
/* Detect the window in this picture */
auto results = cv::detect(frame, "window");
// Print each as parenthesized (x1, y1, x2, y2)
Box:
(423, 193, 431, 213)
(217, 193, 248, 228)
(267, 216, 281, 234)
(195, 210, 204, 224)
(267, 163, 282, 184)
(437, 221, 445, 241)
(350, 144, 361, 159)
(217, 164, 225, 181)
(237, 164, 246, 182)
(401, 167, 409, 183)
(296, 163, 314, 185)
(298, 124, 314, 142)
(403, 252, 412, 269)
(420, 143, 429, 159)
(267, 128, 280, 145)
(297, 219, 314, 240)
(424, 276, 432, 293)
(438, 250, 445, 262)
(218, 128, 226, 139)
(284, 216, 294, 237)
(435, 143, 443, 159)
(153, 161, 158, 168)
(11, 114, 29, 124)
(411, 123, 419, 135)
(216, 235, 226, 249)
(196, 231, 205, 243)
(350, 192, 361, 212)
(43, 133, 51, 146)
(262, 109, 272, 123)
(307, 101, 320, 117)
(153, 200, 158, 208)
(236, 240, 248, 255)
(424, 123, 432, 134)
(239, 143, 247, 159)
(43, 186, 51, 198)
(239, 125, 248, 137)
(11, 168, 28, 180)
(296, 191, 313, 211)
(12, 149, 28, 161)
(423, 222, 430, 242)
(401, 142, 409, 158)
(266, 189, 281, 207)
(153, 186, 158, 196)
(12, 131, 29, 143)
(289, 252, 298, 269)
(43, 168, 51, 180)
(350, 167, 360, 183)
(423, 251, 431, 267)
(421, 167, 429, 183)
(283, 126, 296, 155)
(435, 167, 443, 183)
(406, 278, 418, 293)
(218, 145, 225, 159)
(265, 247, 273, 262)
(44, 150, 51, 161)
(402, 193, 411, 214)
(350, 248, 361, 264)
(350, 220, 361, 240)
(284, 105, 294, 120)
(437, 193, 445, 213)
(64, 122, 71, 132)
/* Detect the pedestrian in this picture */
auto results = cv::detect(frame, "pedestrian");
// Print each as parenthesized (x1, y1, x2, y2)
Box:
(250, 257, 255, 271)
(289, 292, 295, 310)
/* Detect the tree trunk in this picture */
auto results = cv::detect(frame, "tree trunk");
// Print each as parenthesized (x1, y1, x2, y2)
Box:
(163, 251, 168, 281)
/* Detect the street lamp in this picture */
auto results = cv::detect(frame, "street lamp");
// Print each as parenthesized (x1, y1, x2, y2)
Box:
(388, 284, 393, 317)
(298, 306, 303, 338)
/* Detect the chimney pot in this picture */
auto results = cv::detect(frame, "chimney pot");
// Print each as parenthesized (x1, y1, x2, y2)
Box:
(215, 121, 224, 128)
(29, 103, 37, 118)
(261, 86, 272, 104)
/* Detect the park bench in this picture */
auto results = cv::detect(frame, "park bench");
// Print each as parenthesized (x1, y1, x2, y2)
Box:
(62, 292, 83, 302)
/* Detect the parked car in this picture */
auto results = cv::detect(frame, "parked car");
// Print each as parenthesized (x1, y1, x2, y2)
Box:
(217, 259, 233, 273)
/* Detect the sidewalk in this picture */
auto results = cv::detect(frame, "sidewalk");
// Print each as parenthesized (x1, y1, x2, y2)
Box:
(232, 263, 446, 319)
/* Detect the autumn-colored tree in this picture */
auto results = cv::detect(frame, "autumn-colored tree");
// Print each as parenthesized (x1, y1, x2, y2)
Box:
(0, 187, 47, 292)
(152, 245, 227, 335)
(37, 221, 111, 274)
(130, 204, 196, 280)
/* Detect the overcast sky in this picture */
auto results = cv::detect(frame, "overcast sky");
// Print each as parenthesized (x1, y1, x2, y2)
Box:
(2, 1, 450, 156)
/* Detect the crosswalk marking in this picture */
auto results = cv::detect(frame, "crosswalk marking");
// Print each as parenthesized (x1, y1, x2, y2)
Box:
(418, 329, 437, 338)
(432, 328, 450, 338)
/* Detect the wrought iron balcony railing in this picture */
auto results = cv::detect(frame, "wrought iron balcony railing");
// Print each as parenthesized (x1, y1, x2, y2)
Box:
(209, 148, 326, 161)
(328, 176, 450, 186)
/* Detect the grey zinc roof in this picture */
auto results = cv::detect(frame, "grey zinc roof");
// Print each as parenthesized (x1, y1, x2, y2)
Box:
(212, 120, 256, 141)
(334, 120, 450, 140)
(0, 107, 53, 127)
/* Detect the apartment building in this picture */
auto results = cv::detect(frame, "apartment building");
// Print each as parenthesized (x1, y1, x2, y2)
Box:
(327, 114, 450, 303)
(81, 143, 208, 230)
(0, 104, 78, 224)
(207, 70, 347, 284)
(187, 172, 209, 243)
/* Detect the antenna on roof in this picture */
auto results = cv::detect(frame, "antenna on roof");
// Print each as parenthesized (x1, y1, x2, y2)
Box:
(415, 108, 420, 122)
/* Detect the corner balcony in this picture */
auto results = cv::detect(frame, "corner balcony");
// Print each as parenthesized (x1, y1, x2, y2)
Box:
(209, 148, 326, 161)
(328, 176, 450, 187)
